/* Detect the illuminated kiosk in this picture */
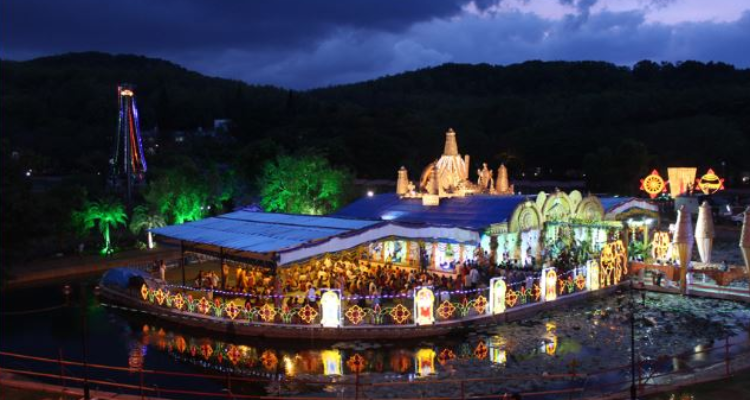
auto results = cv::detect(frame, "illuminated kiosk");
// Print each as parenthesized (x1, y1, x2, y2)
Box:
(320, 289, 342, 328)
(414, 287, 435, 325)
(321, 350, 343, 376)
(415, 348, 436, 377)
(586, 260, 600, 291)
(100, 129, 654, 339)
(541, 267, 558, 302)
(489, 277, 506, 314)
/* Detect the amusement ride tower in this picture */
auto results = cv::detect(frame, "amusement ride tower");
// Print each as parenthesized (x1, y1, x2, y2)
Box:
(110, 84, 147, 206)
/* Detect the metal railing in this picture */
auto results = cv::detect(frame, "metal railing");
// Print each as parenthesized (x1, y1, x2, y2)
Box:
(2, 337, 749, 400)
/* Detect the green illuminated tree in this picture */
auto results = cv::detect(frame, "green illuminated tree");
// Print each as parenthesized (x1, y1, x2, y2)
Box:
(144, 164, 209, 224)
(73, 197, 128, 254)
(259, 155, 351, 215)
(129, 205, 166, 249)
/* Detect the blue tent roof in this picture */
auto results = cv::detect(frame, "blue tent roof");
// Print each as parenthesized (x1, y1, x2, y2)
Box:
(599, 197, 633, 212)
(152, 210, 381, 254)
(334, 193, 528, 230)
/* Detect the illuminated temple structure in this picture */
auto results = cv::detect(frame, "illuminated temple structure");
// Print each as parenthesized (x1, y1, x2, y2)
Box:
(153, 129, 658, 274)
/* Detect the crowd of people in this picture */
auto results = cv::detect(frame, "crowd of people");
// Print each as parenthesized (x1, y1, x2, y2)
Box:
(178, 245, 587, 310)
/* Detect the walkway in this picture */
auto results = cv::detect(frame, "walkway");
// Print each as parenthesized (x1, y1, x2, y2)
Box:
(4, 246, 179, 289)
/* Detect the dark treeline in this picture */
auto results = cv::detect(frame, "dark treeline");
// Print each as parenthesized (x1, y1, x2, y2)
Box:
(3, 53, 749, 187)
(2, 52, 750, 264)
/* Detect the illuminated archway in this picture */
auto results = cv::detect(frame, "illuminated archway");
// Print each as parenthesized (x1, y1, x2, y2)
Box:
(509, 201, 543, 232)
(575, 196, 604, 222)
(542, 192, 572, 223)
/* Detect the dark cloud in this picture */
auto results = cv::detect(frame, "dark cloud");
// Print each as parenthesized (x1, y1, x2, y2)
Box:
(2, 0, 748, 89)
(0, 0, 465, 56)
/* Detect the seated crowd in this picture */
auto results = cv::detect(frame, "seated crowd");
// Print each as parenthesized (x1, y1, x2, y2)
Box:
(186, 246, 587, 310)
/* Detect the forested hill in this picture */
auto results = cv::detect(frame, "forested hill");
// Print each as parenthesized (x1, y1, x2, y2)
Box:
(3, 53, 750, 193)
(309, 61, 750, 187)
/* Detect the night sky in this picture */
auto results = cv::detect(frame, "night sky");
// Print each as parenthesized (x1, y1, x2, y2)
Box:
(2, 0, 749, 89)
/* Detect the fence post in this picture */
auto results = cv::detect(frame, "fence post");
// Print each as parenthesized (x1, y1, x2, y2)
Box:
(58, 348, 66, 392)
(637, 357, 643, 394)
(355, 370, 360, 400)
(226, 371, 232, 398)
(725, 336, 730, 377)
(140, 366, 145, 400)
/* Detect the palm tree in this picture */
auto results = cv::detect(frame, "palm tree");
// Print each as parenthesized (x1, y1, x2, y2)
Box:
(130, 205, 166, 249)
(74, 198, 128, 255)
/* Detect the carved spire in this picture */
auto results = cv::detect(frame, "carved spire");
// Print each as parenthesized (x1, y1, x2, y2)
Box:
(695, 201, 714, 264)
(429, 166, 439, 195)
(396, 166, 409, 196)
(496, 164, 510, 194)
(443, 128, 459, 156)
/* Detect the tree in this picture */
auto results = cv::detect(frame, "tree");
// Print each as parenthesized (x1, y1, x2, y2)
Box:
(129, 205, 166, 249)
(144, 162, 209, 224)
(258, 154, 352, 215)
(73, 197, 128, 254)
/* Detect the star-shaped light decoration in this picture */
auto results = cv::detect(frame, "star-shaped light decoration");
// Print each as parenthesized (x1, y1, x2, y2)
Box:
(173, 293, 185, 310)
(347, 353, 366, 373)
(473, 295, 488, 314)
(390, 304, 411, 324)
(226, 344, 242, 365)
(175, 336, 186, 353)
(505, 289, 518, 308)
(225, 301, 241, 320)
(198, 297, 211, 314)
(437, 300, 456, 319)
(258, 303, 277, 322)
(140, 284, 149, 300)
(200, 343, 213, 360)
(297, 304, 318, 324)
(345, 305, 365, 325)
(261, 350, 278, 371)
(437, 348, 456, 366)
(474, 340, 488, 360)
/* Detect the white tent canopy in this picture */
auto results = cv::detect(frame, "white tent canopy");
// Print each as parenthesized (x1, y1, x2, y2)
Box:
(152, 210, 480, 266)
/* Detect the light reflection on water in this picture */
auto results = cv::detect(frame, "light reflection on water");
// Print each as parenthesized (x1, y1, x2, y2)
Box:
(131, 321, 576, 379)
(3, 283, 749, 398)
(126, 290, 750, 386)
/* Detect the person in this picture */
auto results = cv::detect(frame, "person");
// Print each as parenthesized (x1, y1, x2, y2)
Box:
(307, 286, 317, 305)
(210, 271, 219, 289)
(193, 270, 204, 287)
(469, 267, 480, 289)
(221, 263, 229, 289)
(655, 271, 663, 287)
(159, 260, 166, 281)
(720, 260, 729, 272)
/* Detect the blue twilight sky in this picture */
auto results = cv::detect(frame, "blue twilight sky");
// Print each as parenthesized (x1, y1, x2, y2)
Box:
(2, 0, 749, 89)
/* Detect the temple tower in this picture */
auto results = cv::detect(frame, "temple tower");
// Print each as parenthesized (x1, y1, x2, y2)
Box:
(444, 128, 458, 156)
